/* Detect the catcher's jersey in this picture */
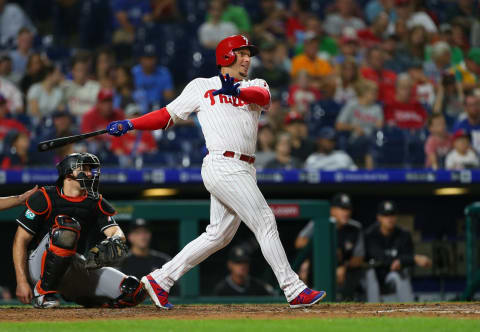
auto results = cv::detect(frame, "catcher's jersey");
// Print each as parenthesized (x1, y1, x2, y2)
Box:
(166, 76, 270, 155)
(16, 186, 117, 253)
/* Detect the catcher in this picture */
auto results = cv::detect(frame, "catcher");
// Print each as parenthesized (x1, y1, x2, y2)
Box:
(12, 152, 147, 308)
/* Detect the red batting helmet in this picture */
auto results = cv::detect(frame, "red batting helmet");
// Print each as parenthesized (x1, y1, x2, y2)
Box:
(215, 35, 258, 67)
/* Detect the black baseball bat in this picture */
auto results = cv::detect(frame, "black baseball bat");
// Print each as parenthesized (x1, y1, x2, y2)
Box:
(37, 129, 108, 152)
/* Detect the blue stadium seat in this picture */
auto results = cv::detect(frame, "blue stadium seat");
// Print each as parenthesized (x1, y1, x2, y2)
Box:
(307, 100, 342, 137)
(406, 129, 427, 168)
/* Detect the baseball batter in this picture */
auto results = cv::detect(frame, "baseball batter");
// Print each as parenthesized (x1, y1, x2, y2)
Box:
(107, 35, 326, 309)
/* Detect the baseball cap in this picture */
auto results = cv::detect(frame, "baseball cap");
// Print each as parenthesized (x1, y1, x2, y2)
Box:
(377, 200, 398, 215)
(284, 112, 304, 125)
(467, 48, 480, 66)
(140, 44, 157, 57)
(331, 193, 352, 209)
(228, 246, 250, 263)
(129, 218, 151, 232)
(317, 127, 336, 140)
(452, 129, 469, 141)
(97, 88, 114, 102)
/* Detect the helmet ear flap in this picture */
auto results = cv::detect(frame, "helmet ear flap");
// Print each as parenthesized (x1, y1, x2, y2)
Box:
(224, 50, 236, 66)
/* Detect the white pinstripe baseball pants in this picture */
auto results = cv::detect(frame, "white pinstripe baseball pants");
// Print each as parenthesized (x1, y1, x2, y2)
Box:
(150, 152, 306, 301)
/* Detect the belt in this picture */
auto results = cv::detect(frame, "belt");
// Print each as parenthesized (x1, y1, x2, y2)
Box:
(208, 150, 256, 164)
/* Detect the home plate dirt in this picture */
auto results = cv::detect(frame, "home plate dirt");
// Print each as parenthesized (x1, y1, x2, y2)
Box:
(1, 303, 480, 322)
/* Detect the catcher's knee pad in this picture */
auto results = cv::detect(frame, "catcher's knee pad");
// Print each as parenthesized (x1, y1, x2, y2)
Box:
(38, 215, 81, 294)
(106, 276, 147, 308)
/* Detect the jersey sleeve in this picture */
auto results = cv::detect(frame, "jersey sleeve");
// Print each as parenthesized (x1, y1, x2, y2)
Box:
(96, 196, 118, 232)
(166, 79, 201, 120)
(247, 78, 271, 111)
(16, 188, 51, 235)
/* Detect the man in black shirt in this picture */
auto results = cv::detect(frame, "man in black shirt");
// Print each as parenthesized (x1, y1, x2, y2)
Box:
(214, 246, 275, 296)
(120, 219, 171, 280)
(365, 200, 431, 302)
(296, 193, 365, 300)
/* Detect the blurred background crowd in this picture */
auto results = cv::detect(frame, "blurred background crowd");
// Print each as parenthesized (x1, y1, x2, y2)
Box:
(1, 0, 480, 170)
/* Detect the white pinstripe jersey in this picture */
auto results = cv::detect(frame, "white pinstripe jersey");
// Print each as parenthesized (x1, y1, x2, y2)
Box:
(166, 76, 270, 155)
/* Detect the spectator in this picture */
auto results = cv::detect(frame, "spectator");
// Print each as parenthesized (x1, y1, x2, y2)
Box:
(452, 47, 480, 92)
(433, 72, 463, 128)
(334, 56, 360, 105)
(356, 11, 389, 47)
(0, 130, 30, 169)
(291, 32, 333, 89)
(447, 0, 477, 26)
(0, 76, 23, 114)
(323, 0, 366, 37)
(425, 114, 452, 170)
(384, 73, 428, 130)
(63, 56, 100, 117)
(251, 0, 287, 41)
(19, 53, 45, 95)
(265, 132, 302, 169)
(295, 193, 364, 300)
(9, 27, 34, 79)
(409, 64, 435, 109)
(112, 0, 152, 45)
(423, 41, 452, 86)
(81, 88, 125, 145)
(214, 245, 275, 296)
(285, 0, 310, 47)
(132, 44, 174, 112)
(445, 129, 480, 170)
(0, 94, 28, 148)
(0, 54, 18, 84)
(333, 33, 363, 66)
(287, 70, 320, 115)
(392, 0, 437, 34)
(27, 65, 64, 120)
(365, 0, 397, 24)
(452, 95, 480, 154)
(304, 127, 357, 170)
(0, 0, 36, 48)
(32, 110, 76, 166)
(308, 79, 343, 134)
(251, 40, 290, 94)
(198, 0, 238, 50)
(207, 0, 251, 35)
(113, 65, 136, 110)
(0, 286, 12, 300)
(111, 104, 157, 167)
(293, 15, 338, 59)
(255, 122, 276, 169)
(120, 219, 171, 280)
(283, 112, 315, 162)
(361, 46, 397, 103)
(95, 48, 116, 89)
(336, 79, 382, 168)
(396, 25, 429, 71)
(365, 200, 432, 302)
(262, 90, 286, 133)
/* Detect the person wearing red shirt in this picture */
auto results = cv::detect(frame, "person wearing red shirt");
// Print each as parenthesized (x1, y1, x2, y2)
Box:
(384, 73, 427, 130)
(356, 11, 389, 47)
(81, 88, 125, 144)
(111, 104, 157, 159)
(0, 94, 28, 142)
(361, 46, 397, 103)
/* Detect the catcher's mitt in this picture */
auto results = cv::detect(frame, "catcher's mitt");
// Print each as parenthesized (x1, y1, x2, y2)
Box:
(85, 235, 128, 269)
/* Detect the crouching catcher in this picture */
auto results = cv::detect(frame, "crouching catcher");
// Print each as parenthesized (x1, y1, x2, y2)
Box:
(12, 153, 147, 308)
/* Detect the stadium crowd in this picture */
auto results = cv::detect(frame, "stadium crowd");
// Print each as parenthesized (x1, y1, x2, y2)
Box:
(0, 0, 480, 170)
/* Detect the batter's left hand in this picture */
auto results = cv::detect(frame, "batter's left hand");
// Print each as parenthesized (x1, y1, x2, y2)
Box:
(213, 73, 240, 97)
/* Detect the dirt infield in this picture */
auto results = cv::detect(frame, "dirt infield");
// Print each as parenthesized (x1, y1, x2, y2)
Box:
(1, 303, 480, 322)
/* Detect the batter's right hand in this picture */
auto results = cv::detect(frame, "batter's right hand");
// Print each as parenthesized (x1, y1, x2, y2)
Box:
(107, 120, 134, 136)
(16, 281, 33, 304)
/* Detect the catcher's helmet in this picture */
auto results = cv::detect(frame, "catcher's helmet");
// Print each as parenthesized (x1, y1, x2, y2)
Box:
(56, 153, 101, 199)
(215, 35, 258, 67)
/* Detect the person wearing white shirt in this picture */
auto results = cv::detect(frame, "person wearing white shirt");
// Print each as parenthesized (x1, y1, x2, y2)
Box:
(445, 130, 480, 170)
(304, 127, 357, 170)
(198, 0, 238, 49)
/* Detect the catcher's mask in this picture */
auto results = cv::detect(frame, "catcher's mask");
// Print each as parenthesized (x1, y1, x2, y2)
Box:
(56, 153, 101, 199)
